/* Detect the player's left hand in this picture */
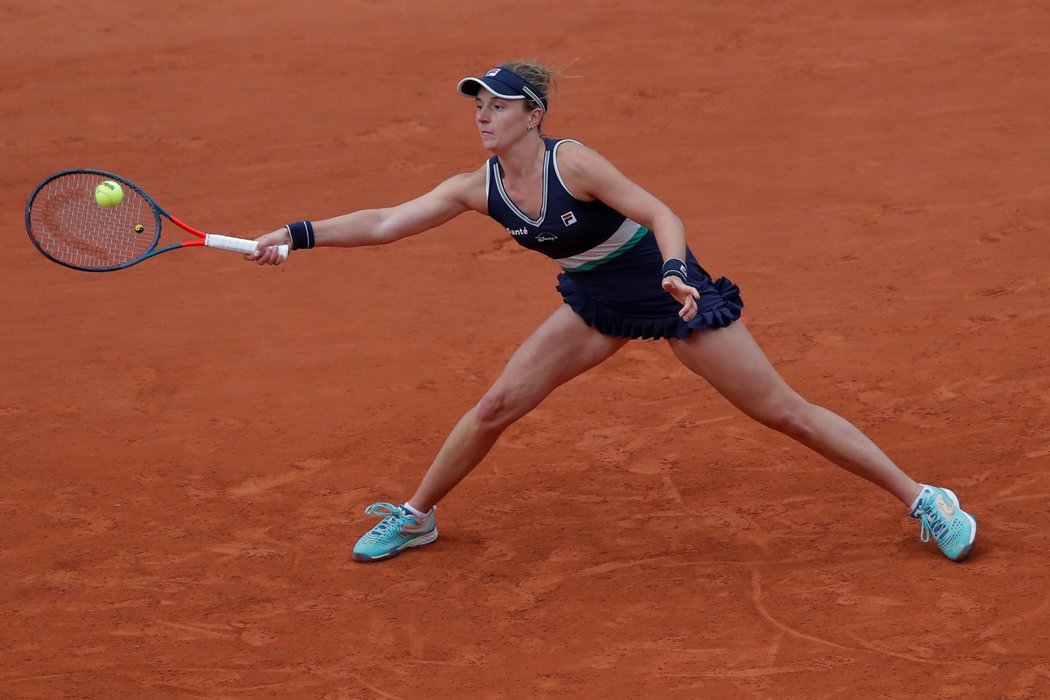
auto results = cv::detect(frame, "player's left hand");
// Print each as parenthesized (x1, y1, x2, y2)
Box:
(662, 277, 701, 321)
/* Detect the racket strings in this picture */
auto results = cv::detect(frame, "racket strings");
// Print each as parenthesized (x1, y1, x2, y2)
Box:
(28, 172, 157, 270)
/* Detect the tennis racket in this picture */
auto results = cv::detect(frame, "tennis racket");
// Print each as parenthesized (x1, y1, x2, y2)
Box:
(24, 169, 288, 272)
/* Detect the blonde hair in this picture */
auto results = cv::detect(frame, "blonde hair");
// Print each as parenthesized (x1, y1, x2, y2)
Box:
(498, 60, 558, 131)
(498, 60, 555, 109)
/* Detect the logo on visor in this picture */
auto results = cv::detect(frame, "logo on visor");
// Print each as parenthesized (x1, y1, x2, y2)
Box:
(485, 68, 502, 77)
(561, 211, 578, 226)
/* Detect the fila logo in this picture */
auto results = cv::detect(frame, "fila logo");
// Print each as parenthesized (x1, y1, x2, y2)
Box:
(561, 211, 577, 226)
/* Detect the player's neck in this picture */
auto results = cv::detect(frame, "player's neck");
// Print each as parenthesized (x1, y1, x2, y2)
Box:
(497, 135, 545, 181)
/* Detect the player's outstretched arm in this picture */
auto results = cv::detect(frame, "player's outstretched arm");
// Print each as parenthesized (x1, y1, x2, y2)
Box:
(251, 167, 486, 264)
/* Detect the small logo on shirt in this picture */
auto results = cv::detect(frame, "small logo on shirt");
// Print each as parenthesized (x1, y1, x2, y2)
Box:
(506, 227, 529, 237)
(537, 233, 558, 243)
(561, 211, 577, 226)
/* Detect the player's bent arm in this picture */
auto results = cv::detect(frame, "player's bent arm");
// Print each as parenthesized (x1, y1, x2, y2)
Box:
(557, 142, 688, 263)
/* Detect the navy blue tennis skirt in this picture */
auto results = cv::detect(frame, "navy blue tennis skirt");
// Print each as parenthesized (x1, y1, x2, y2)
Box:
(555, 230, 743, 340)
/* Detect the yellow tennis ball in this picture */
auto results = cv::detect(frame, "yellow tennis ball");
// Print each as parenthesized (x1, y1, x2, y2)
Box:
(95, 180, 124, 208)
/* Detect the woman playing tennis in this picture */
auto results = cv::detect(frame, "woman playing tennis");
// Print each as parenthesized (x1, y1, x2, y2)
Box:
(250, 61, 977, 563)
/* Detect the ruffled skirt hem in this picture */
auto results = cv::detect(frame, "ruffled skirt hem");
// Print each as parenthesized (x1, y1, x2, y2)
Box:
(557, 275, 744, 340)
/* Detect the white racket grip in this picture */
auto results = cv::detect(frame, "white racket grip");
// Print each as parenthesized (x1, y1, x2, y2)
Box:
(204, 234, 289, 262)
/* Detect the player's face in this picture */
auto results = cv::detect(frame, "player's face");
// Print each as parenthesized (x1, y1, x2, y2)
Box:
(473, 89, 536, 151)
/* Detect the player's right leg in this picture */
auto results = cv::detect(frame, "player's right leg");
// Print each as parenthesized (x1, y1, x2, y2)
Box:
(351, 305, 627, 562)
(410, 304, 628, 511)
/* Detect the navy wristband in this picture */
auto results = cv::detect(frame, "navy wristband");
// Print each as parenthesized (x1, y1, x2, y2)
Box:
(285, 220, 315, 250)
(662, 258, 687, 281)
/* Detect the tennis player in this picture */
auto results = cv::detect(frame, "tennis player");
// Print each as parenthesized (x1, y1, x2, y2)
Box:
(250, 61, 977, 563)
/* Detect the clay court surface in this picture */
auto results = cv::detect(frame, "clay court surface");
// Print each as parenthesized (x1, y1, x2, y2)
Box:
(3, 1, 1050, 697)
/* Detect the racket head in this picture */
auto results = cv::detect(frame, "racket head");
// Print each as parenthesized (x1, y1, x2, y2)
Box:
(25, 169, 164, 272)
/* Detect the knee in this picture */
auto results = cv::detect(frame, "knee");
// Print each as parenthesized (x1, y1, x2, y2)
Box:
(753, 401, 816, 441)
(475, 386, 528, 431)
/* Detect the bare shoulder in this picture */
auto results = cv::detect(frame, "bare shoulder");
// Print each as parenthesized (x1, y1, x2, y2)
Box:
(436, 164, 488, 213)
(554, 139, 609, 168)
(553, 140, 626, 201)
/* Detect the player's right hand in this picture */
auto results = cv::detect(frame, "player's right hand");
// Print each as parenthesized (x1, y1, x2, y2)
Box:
(249, 228, 292, 265)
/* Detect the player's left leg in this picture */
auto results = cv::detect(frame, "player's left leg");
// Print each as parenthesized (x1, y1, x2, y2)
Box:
(668, 321, 919, 503)
(667, 321, 975, 560)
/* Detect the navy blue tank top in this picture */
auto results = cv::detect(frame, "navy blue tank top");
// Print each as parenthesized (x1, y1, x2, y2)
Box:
(485, 138, 646, 270)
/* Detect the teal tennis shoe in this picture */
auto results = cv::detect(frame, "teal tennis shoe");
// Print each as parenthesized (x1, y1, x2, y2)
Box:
(910, 485, 976, 562)
(352, 502, 438, 562)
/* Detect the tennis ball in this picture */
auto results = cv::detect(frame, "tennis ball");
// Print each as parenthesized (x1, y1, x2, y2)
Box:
(134, 224, 145, 233)
(95, 180, 124, 208)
